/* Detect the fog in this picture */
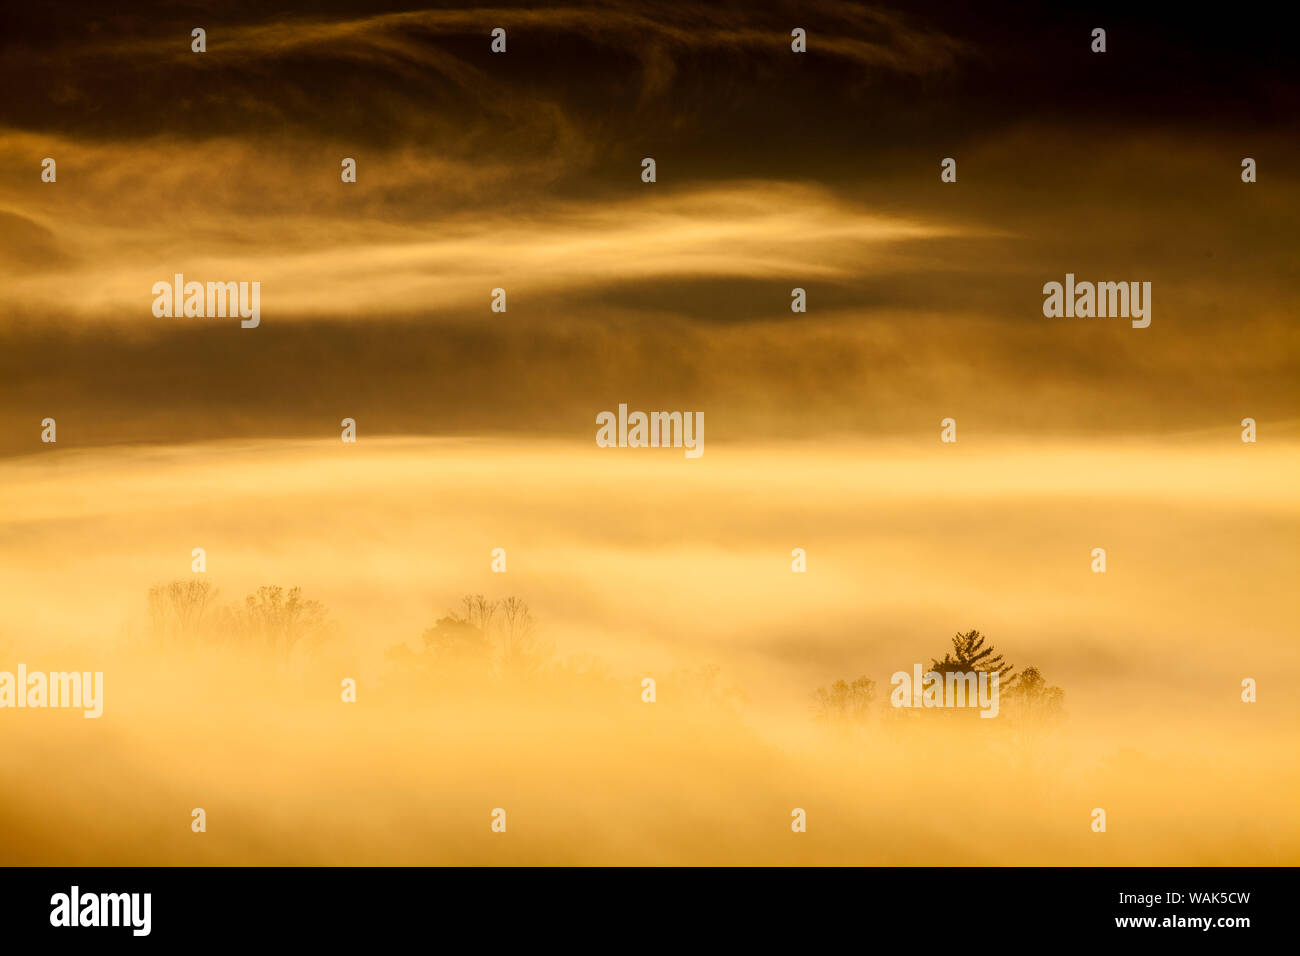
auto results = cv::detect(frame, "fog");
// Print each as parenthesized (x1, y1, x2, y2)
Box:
(2, 436, 1295, 864)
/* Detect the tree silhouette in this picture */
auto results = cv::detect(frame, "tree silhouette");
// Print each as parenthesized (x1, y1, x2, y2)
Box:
(390, 594, 549, 682)
(419, 614, 492, 666)
(812, 676, 875, 730)
(460, 594, 497, 634)
(147, 579, 218, 642)
(1005, 665, 1064, 716)
(498, 595, 542, 679)
(222, 585, 331, 660)
(930, 629, 1015, 686)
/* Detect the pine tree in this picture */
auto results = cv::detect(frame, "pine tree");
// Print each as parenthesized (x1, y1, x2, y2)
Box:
(929, 629, 1015, 687)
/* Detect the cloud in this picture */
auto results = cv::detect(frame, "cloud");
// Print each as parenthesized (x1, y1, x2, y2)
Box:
(0, 4, 1295, 452)
(0, 136, 971, 319)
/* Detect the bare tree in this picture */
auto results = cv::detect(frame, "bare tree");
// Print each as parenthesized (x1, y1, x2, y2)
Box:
(813, 676, 876, 735)
(1005, 666, 1064, 723)
(461, 594, 497, 634)
(389, 595, 551, 684)
(147, 580, 218, 643)
(222, 585, 331, 661)
(499, 596, 542, 679)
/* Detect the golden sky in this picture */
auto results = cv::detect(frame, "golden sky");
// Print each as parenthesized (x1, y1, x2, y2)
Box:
(1, 1, 1296, 452)
(0, 2, 1297, 866)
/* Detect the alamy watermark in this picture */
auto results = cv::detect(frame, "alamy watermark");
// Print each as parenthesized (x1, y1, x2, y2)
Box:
(152, 273, 260, 328)
(596, 404, 704, 458)
(50, 886, 150, 936)
(0, 665, 103, 718)
(1042, 273, 1151, 328)
(890, 664, 999, 718)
